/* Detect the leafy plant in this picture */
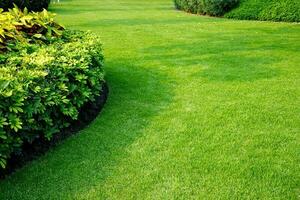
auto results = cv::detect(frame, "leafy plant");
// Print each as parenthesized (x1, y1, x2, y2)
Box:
(0, 8, 17, 50)
(0, 6, 64, 52)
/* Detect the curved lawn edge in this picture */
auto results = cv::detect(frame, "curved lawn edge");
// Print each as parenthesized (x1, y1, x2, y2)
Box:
(0, 82, 109, 179)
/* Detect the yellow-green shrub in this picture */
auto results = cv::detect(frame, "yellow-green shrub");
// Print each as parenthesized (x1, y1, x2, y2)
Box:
(0, 9, 105, 169)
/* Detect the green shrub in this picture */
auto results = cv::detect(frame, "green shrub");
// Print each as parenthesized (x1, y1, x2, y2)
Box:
(0, 0, 50, 11)
(225, 0, 300, 22)
(174, 0, 239, 16)
(0, 9, 105, 169)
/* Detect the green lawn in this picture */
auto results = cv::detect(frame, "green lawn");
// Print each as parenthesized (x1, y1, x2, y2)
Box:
(1, 0, 300, 199)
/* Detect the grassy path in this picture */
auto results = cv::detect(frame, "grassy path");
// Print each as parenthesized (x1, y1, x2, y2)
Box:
(1, 0, 300, 199)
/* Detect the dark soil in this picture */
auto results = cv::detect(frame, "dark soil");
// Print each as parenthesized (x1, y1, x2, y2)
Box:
(0, 82, 109, 179)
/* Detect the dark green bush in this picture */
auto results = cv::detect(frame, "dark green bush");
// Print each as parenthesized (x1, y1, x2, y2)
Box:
(174, 0, 239, 16)
(0, 9, 105, 169)
(225, 0, 300, 22)
(0, 0, 50, 11)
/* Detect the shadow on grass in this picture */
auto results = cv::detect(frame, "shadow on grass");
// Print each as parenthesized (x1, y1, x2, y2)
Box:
(0, 59, 174, 199)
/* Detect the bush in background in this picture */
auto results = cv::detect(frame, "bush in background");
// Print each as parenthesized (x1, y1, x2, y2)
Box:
(225, 0, 300, 22)
(0, 0, 50, 11)
(0, 8, 105, 169)
(174, 0, 239, 16)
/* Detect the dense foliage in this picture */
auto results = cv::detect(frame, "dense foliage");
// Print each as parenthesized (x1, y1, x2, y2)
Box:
(225, 0, 300, 22)
(0, 7, 64, 52)
(0, 9, 104, 169)
(174, 0, 239, 16)
(0, 0, 50, 11)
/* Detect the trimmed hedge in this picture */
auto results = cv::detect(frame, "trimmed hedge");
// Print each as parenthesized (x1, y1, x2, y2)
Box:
(0, 0, 50, 11)
(0, 9, 105, 169)
(174, 0, 239, 16)
(225, 0, 300, 22)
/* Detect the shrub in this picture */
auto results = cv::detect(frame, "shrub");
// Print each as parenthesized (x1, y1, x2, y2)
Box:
(0, 0, 50, 11)
(203, 0, 240, 16)
(225, 0, 300, 22)
(0, 9, 105, 169)
(174, 0, 239, 16)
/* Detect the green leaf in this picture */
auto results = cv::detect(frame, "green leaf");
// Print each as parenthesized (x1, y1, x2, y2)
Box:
(2, 90, 13, 97)
(0, 81, 10, 92)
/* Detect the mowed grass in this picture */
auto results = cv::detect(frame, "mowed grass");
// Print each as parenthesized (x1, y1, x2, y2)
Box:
(1, 0, 300, 199)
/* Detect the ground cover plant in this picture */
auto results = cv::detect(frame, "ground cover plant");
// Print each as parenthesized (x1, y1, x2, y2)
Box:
(225, 0, 300, 22)
(0, 0, 299, 199)
(0, 7, 105, 170)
